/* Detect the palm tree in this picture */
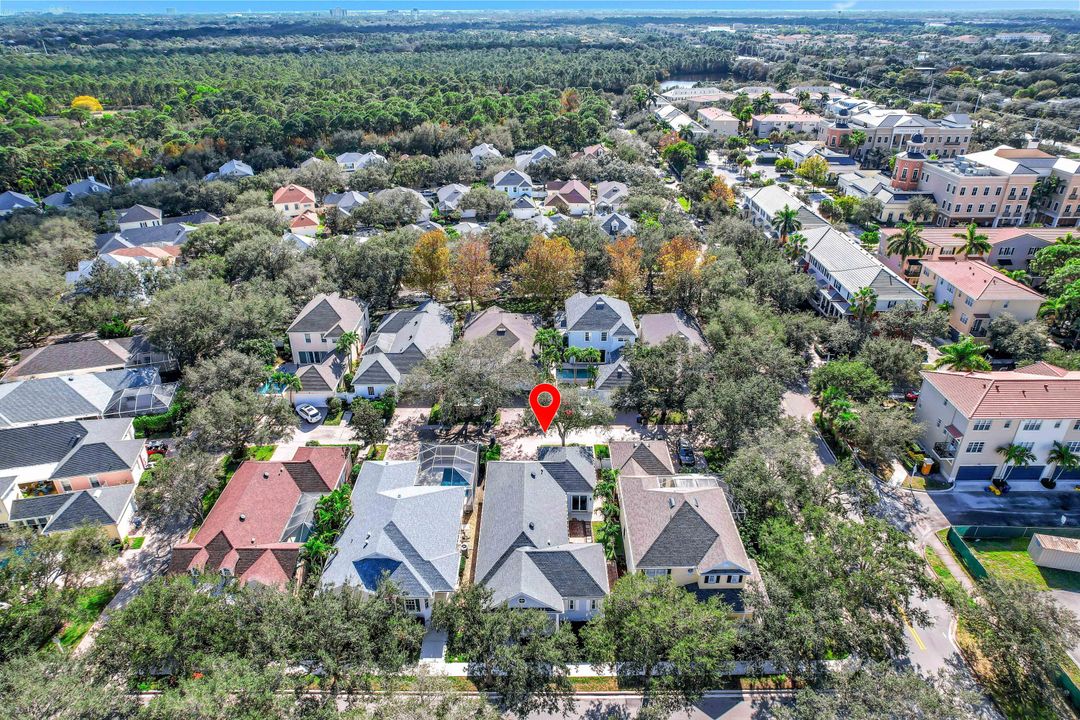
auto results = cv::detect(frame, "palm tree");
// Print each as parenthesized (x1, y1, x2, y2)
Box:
(907, 196, 938, 223)
(885, 223, 928, 275)
(334, 331, 360, 358)
(999, 268, 1031, 285)
(784, 232, 808, 263)
(846, 129, 867, 157)
(771, 204, 802, 244)
(932, 336, 991, 372)
(820, 387, 859, 442)
(850, 287, 878, 334)
(953, 222, 991, 257)
(269, 370, 302, 402)
(996, 443, 1037, 484)
(1046, 441, 1079, 488)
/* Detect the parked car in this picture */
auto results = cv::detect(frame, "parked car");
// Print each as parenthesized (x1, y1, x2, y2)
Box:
(677, 437, 695, 466)
(905, 390, 920, 402)
(296, 404, 322, 424)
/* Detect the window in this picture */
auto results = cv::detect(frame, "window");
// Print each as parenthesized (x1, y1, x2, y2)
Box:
(61, 480, 72, 492)
(702, 574, 719, 585)
(1069, 442, 1080, 453)
(591, 599, 598, 611)
(1004, 420, 1012, 429)
(518, 598, 526, 604)
(1022, 420, 1043, 431)
(983, 187, 990, 196)
(959, 187, 966, 196)
(1056, 420, 1063, 428)
(1005, 205, 1011, 215)
(404, 598, 421, 613)
(89, 476, 101, 488)
(367, 386, 375, 396)
(966, 205, 973, 213)
(978, 205, 984, 213)
(728, 575, 743, 584)
(600, 332, 608, 342)
(999, 247, 1015, 256)
(570, 495, 589, 512)
(960, 314, 968, 325)
(996, 187, 1002, 196)
(973, 419, 992, 431)
(1028, 247, 1038, 256)
(584, 331, 591, 342)
(644, 569, 670, 577)
(1074, 420, 1080, 431)
(304, 333, 311, 343)
(568, 599, 576, 610)
(964, 296, 974, 307)
(1019, 441, 1035, 452)
(965, 442, 985, 453)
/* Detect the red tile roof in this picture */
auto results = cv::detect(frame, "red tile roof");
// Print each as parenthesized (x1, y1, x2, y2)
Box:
(922, 364, 1080, 419)
(919, 259, 1045, 302)
(290, 210, 320, 229)
(273, 184, 316, 205)
(879, 226, 1065, 247)
(169, 446, 348, 587)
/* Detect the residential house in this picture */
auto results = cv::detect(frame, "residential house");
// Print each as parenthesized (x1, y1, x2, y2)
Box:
(696, 108, 740, 138)
(0, 418, 146, 497)
(289, 210, 320, 237)
(638, 311, 707, 349)
(514, 145, 557, 171)
(799, 226, 925, 318)
(204, 160, 254, 181)
(511, 196, 539, 219)
(5, 484, 138, 538)
(609, 440, 676, 476)
(273, 184, 317, 218)
(3, 336, 176, 382)
(286, 231, 316, 252)
(557, 293, 638, 364)
(736, 86, 796, 103)
(116, 204, 162, 231)
(126, 177, 165, 189)
(877, 226, 1064, 279)
(470, 143, 503, 166)
(353, 301, 453, 399)
(915, 362, 1080, 484)
(65, 244, 182, 287)
(0, 190, 38, 216)
(436, 183, 475, 219)
(162, 210, 219, 227)
(452, 221, 483, 237)
(299, 156, 329, 171)
(493, 169, 534, 200)
(595, 212, 636, 239)
(0, 368, 178, 428)
(336, 151, 386, 173)
(741, 185, 828, 238)
(321, 459, 466, 621)
(536, 446, 598, 521)
(545, 180, 592, 216)
(323, 190, 368, 217)
(619, 470, 761, 616)
(751, 112, 824, 139)
(169, 446, 350, 587)
(838, 169, 929, 225)
(594, 359, 633, 396)
(994, 31, 1051, 43)
(94, 223, 191, 255)
(595, 181, 629, 213)
(287, 293, 369, 406)
(462, 306, 540, 357)
(43, 176, 111, 208)
(917, 259, 1045, 340)
(652, 103, 708, 139)
(474, 461, 609, 622)
(417, 443, 481, 510)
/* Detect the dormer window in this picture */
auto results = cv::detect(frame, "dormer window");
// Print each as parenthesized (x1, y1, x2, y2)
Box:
(496, 327, 506, 336)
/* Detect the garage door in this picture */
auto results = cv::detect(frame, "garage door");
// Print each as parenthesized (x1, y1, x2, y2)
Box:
(955, 466, 995, 482)
(1009, 465, 1045, 481)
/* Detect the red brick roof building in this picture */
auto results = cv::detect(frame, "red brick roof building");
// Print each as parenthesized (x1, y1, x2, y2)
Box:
(169, 446, 349, 587)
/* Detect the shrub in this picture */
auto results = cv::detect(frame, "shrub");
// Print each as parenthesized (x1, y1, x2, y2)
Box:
(327, 396, 343, 416)
(99, 317, 132, 339)
(132, 402, 181, 436)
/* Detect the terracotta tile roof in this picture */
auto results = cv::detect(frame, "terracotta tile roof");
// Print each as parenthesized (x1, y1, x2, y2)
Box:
(921, 364, 1080, 419)
(919, 260, 1045, 302)
(290, 210, 320, 229)
(879, 226, 1065, 247)
(995, 148, 1055, 159)
(169, 446, 347, 587)
(273, 184, 316, 204)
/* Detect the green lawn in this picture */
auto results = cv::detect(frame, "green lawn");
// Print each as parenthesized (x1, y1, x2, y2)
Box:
(969, 537, 1080, 592)
(323, 408, 344, 426)
(126, 536, 145, 550)
(902, 475, 952, 491)
(55, 582, 121, 651)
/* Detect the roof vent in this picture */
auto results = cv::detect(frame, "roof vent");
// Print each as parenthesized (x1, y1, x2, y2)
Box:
(668, 497, 675, 509)
(528, 521, 535, 530)
(239, 514, 246, 522)
(263, 471, 270, 479)
(596, 300, 606, 308)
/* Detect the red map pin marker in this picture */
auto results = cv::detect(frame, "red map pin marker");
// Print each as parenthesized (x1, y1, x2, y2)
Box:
(529, 383, 561, 433)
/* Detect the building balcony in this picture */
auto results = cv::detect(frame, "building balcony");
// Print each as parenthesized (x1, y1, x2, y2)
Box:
(933, 442, 957, 459)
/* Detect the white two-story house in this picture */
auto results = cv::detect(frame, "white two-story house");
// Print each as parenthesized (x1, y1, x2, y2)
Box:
(286, 293, 369, 406)
(916, 362, 1080, 485)
(475, 460, 609, 624)
(557, 293, 638, 364)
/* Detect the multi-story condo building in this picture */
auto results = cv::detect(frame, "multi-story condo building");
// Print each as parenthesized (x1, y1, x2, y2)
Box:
(916, 259, 1045, 340)
(823, 106, 972, 166)
(916, 363, 1080, 485)
(876, 227, 1063, 280)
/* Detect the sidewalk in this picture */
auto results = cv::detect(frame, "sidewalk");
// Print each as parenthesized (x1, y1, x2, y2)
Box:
(923, 528, 977, 593)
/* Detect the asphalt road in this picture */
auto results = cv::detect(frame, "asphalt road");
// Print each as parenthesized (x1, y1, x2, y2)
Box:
(928, 490, 1080, 528)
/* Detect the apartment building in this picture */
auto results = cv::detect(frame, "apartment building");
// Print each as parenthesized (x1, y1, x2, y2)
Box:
(800, 226, 925, 318)
(751, 111, 824, 139)
(916, 363, 1080, 484)
(823, 106, 972, 165)
(876, 227, 1063, 279)
(652, 103, 708, 139)
(917, 259, 1045, 340)
(741, 185, 829, 238)
(696, 107, 740, 138)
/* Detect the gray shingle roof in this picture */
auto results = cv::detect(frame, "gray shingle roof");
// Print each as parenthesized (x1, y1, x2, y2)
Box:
(638, 502, 719, 567)
(43, 484, 135, 533)
(95, 224, 189, 253)
(52, 442, 132, 478)
(537, 446, 596, 495)
(321, 460, 464, 598)
(0, 421, 89, 469)
(288, 294, 367, 335)
(637, 312, 707, 349)
(0, 190, 37, 213)
(527, 548, 605, 597)
(562, 293, 637, 336)
(9, 493, 71, 520)
(609, 441, 675, 476)
(355, 302, 452, 390)
(5, 338, 133, 379)
(117, 204, 162, 225)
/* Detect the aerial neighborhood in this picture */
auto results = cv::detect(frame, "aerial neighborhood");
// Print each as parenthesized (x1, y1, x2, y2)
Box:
(2, 9, 1080, 720)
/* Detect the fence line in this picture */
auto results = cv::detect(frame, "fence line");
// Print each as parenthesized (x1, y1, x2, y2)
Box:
(946, 526, 1080, 711)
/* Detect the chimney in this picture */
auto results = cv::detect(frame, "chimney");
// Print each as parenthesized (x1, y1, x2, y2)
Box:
(239, 514, 246, 522)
